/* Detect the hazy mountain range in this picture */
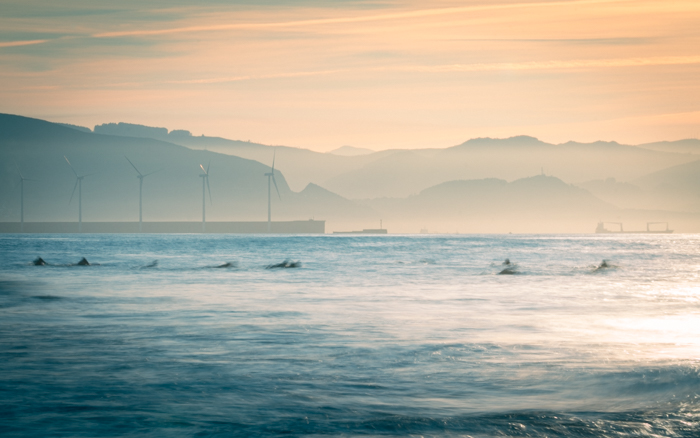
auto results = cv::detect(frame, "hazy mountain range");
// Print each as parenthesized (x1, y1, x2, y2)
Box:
(90, 121, 699, 198)
(1, 114, 374, 228)
(2, 114, 699, 232)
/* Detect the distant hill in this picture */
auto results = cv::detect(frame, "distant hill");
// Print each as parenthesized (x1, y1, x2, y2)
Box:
(324, 136, 695, 198)
(361, 175, 618, 233)
(402, 175, 612, 215)
(633, 159, 700, 212)
(57, 123, 91, 133)
(636, 139, 700, 155)
(135, 131, 386, 193)
(327, 146, 375, 156)
(0, 113, 374, 226)
(575, 160, 700, 214)
(636, 159, 700, 192)
(575, 178, 646, 210)
(94, 122, 195, 142)
(81, 122, 699, 199)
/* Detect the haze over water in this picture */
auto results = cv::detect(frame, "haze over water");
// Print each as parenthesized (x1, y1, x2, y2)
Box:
(2, 233, 699, 436)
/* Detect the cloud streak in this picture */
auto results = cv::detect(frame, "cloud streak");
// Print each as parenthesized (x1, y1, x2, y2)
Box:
(159, 55, 700, 87)
(0, 39, 49, 48)
(92, 0, 637, 39)
(166, 69, 345, 85)
(392, 55, 700, 73)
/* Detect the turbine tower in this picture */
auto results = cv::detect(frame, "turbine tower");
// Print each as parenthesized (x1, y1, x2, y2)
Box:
(17, 166, 36, 233)
(125, 156, 157, 232)
(65, 156, 93, 233)
(199, 163, 212, 232)
(265, 151, 281, 233)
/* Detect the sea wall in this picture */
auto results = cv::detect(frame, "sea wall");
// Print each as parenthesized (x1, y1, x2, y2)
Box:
(0, 220, 325, 234)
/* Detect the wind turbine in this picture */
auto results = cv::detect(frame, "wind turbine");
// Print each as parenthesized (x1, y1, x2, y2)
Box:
(199, 162, 212, 232)
(125, 156, 158, 232)
(16, 166, 36, 233)
(65, 156, 94, 233)
(265, 150, 281, 233)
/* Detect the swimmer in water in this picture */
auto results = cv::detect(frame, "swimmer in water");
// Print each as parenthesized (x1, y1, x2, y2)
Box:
(594, 260, 612, 271)
(76, 258, 99, 266)
(498, 267, 516, 275)
(266, 259, 302, 269)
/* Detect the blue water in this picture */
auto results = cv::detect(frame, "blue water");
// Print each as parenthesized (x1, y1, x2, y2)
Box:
(1, 233, 700, 437)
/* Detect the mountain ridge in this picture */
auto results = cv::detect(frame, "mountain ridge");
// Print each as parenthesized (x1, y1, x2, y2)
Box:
(45, 115, 700, 198)
(3, 113, 699, 232)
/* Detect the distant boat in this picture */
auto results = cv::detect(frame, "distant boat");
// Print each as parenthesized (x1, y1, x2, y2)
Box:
(595, 221, 673, 234)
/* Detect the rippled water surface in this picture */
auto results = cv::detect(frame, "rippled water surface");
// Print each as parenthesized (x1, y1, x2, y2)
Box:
(1, 233, 700, 437)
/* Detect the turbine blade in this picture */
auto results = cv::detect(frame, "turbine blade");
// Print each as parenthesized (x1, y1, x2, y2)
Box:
(125, 156, 142, 176)
(69, 179, 78, 204)
(82, 172, 97, 178)
(272, 175, 281, 200)
(64, 156, 78, 177)
(206, 160, 210, 175)
(206, 176, 212, 205)
(271, 150, 276, 172)
(200, 164, 206, 174)
(16, 164, 24, 181)
(143, 168, 162, 177)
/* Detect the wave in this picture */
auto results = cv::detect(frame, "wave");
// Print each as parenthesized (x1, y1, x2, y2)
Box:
(302, 407, 700, 437)
(595, 366, 700, 398)
(140, 260, 158, 269)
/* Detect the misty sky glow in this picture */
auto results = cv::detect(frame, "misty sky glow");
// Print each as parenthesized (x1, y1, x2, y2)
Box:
(1, 0, 699, 151)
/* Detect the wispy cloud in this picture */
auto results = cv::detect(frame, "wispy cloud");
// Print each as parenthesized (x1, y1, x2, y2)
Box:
(92, 0, 637, 38)
(390, 55, 700, 73)
(158, 55, 700, 86)
(450, 37, 656, 46)
(166, 69, 345, 85)
(0, 39, 49, 48)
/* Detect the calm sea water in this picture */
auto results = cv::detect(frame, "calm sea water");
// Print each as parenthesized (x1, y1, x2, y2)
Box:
(1, 233, 699, 437)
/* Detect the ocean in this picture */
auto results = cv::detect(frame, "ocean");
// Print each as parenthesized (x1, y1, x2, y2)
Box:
(1, 233, 699, 437)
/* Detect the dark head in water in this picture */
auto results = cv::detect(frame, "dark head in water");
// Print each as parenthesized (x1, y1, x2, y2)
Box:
(503, 258, 511, 265)
(216, 262, 235, 268)
(77, 257, 90, 266)
(593, 260, 612, 271)
(266, 259, 302, 269)
(33, 257, 47, 266)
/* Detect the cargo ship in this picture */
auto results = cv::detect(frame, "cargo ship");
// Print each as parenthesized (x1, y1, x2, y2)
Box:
(595, 222, 673, 234)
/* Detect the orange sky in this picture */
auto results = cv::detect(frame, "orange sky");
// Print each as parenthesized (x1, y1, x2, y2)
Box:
(1, 0, 699, 151)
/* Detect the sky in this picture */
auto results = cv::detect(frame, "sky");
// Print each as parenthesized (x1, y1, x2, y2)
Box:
(1, 0, 699, 152)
